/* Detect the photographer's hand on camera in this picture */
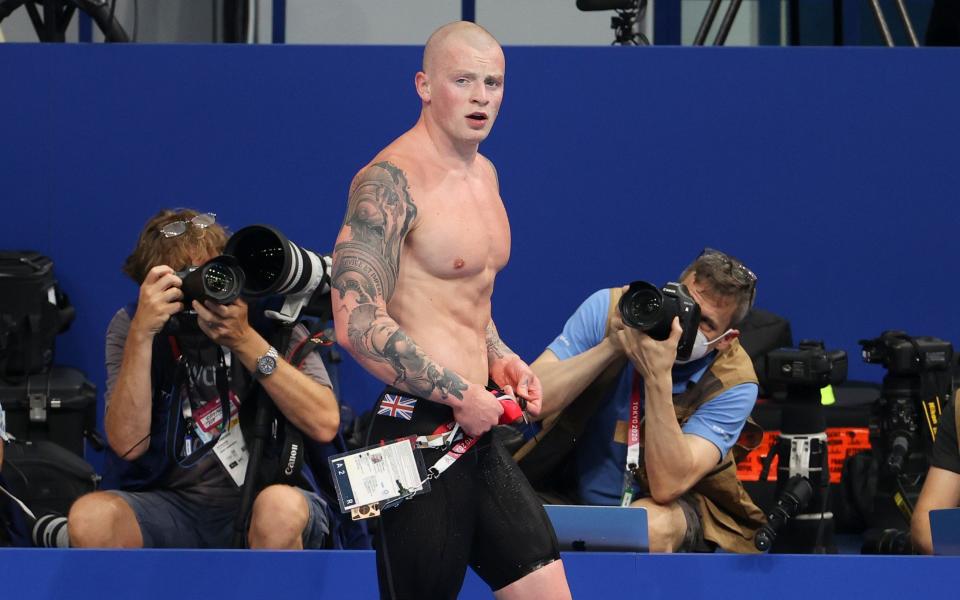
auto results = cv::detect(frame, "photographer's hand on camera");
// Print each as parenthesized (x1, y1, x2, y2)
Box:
(193, 298, 339, 442)
(615, 316, 681, 384)
(129, 265, 184, 338)
(193, 297, 252, 350)
(106, 265, 185, 460)
(452, 384, 504, 437)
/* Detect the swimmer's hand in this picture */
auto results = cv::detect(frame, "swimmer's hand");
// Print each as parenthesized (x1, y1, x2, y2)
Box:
(490, 355, 543, 419)
(453, 385, 504, 437)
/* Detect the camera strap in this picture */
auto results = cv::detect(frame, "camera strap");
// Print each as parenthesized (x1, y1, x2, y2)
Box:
(621, 373, 643, 506)
(166, 336, 235, 466)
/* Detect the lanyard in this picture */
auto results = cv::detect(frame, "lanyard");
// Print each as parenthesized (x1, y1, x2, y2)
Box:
(621, 371, 643, 506)
(416, 421, 479, 479)
(382, 387, 515, 510)
(380, 421, 479, 511)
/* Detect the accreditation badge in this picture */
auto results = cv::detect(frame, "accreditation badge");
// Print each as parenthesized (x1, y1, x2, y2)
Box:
(328, 438, 431, 520)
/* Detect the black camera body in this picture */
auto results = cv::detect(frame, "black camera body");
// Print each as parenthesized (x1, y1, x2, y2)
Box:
(618, 281, 701, 361)
(860, 331, 953, 376)
(766, 340, 847, 389)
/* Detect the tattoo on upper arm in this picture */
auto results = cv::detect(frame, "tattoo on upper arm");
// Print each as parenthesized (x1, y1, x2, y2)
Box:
(333, 162, 417, 304)
(333, 162, 467, 401)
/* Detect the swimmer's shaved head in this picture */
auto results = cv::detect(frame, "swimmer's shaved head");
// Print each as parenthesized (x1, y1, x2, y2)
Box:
(422, 21, 501, 74)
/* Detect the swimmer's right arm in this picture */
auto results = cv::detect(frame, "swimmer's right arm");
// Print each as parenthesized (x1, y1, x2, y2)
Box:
(331, 162, 502, 435)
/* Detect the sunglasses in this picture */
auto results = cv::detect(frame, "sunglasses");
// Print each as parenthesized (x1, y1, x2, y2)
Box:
(699, 247, 758, 306)
(160, 213, 217, 238)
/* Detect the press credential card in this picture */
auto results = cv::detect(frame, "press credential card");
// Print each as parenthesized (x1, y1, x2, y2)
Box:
(330, 439, 424, 511)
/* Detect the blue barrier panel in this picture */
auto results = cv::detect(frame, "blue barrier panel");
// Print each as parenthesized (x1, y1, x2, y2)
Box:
(2, 548, 959, 599)
(1, 44, 959, 474)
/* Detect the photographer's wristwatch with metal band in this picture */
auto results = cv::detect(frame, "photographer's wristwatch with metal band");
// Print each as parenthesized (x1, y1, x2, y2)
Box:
(255, 346, 279, 378)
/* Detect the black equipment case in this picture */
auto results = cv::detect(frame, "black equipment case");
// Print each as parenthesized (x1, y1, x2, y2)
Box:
(1, 439, 100, 518)
(0, 366, 97, 458)
(0, 251, 74, 378)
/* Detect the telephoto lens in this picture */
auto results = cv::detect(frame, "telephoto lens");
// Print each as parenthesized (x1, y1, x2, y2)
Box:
(225, 225, 331, 322)
(225, 225, 328, 298)
(32, 514, 70, 548)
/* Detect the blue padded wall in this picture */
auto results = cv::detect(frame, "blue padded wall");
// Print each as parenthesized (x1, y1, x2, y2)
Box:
(1, 548, 959, 599)
(2, 44, 958, 472)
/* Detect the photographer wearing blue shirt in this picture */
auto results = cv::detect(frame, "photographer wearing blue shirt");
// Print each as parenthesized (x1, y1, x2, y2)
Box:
(522, 250, 765, 553)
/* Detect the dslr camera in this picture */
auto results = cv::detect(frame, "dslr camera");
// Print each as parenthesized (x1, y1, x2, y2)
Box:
(766, 340, 847, 388)
(618, 281, 701, 361)
(860, 330, 953, 375)
(177, 224, 332, 324)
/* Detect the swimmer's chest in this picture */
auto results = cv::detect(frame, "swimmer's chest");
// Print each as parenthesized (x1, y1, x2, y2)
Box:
(405, 187, 511, 279)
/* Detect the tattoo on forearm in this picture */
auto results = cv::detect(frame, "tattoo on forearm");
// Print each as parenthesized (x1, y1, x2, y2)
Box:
(485, 322, 513, 361)
(334, 162, 467, 401)
(345, 304, 468, 400)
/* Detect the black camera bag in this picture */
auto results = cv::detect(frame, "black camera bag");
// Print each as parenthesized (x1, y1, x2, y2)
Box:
(0, 366, 98, 458)
(1, 439, 99, 521)
(737, 308, 794, 396)
(0, 251, 75, 380)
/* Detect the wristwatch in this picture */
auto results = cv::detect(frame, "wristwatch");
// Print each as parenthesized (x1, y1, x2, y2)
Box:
(255, 346, 279, 378)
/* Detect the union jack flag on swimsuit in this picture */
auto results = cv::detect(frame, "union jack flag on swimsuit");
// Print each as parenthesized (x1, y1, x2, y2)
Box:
(378, 393, 417, 420)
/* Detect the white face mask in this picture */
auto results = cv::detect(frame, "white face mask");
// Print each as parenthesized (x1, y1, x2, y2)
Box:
(675, 329, 732, 365)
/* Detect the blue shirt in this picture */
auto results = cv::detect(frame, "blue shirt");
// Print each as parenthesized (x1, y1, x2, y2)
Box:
(548, 288, 758, 505)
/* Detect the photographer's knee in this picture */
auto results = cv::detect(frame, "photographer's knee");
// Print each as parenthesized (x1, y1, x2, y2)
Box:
(67, 492, 141, 548)
(632, 498, 686, 553)
(249, 485, 308, 549)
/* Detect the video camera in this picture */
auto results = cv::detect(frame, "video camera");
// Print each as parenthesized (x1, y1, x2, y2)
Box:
(859, 331, 954, 477)
(851, 330, 956, 551)
(618, 281, 701, 361)
(767, 340, 848, 390)
(177, 225, 331, 324)
(755, 341, 847, 553)
(860, 331, 952, 376)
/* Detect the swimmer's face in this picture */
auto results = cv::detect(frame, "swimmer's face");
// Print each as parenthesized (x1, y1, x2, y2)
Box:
(419, 36, 505, 145)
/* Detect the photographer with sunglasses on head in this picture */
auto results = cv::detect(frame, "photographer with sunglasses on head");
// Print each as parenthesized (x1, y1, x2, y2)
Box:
(518, 249, 766, 553)
(66, 208, 341, 549)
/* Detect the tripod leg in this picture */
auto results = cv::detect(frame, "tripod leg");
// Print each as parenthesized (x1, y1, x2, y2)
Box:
(693, 0, 723, 46)
(894, 0, 919, 47)
(867, 0, 895, 47)
(713, 0, 744, 46)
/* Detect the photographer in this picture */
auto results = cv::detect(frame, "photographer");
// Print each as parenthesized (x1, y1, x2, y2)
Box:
(523, 249, 765, 552)
(67, 209, 340, 549)
(910, 391, 960, 554)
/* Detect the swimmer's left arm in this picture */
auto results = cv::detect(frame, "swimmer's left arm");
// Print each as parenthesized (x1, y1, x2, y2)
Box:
(486, 320, 542, 418)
